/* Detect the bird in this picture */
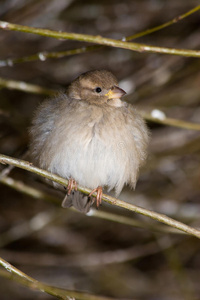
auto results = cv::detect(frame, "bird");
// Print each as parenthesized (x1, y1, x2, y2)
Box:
(29, 70, 149, 213)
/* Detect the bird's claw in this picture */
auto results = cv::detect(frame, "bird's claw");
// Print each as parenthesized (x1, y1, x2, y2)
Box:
(89, 186, 103, 208)
(67, 178, 78, 195)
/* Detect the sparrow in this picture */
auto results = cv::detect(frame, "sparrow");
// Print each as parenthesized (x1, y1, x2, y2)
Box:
(29, 70, 149, 213)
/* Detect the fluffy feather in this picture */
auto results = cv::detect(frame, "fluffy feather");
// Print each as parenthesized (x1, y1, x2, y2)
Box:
(29, 70, 149, 211)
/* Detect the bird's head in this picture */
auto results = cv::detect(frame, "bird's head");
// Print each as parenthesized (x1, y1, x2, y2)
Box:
(67, 70, 126, 107)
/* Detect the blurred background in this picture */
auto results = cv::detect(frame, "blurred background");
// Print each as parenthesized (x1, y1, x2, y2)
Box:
(0, 0, 200, 299)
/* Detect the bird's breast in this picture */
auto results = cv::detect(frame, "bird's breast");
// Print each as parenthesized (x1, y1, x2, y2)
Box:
(87, 105, 104, 129)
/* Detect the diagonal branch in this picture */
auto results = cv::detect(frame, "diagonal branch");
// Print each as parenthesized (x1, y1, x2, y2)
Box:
(1, 5, 200, 66)
(1, 19, 200, 57)
(0, 153, 200, 239)
(0, 256, 116, 300)
(0, 175, 189, 238)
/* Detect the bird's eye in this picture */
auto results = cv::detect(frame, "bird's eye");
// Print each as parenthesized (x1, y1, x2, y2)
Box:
(95, 87, 102, 93)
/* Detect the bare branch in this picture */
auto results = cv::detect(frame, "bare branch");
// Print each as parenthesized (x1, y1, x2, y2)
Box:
(1, 153, 200, 239)
(0, 256, 116, 300)
(1, 19, 200, 58)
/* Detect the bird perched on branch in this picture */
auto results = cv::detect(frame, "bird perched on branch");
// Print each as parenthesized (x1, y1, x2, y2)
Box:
(29, 70, 149, 213)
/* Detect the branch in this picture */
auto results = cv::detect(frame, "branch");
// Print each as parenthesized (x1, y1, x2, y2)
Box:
(1, 5, 199, 66)
(126, 5, 200, 41)
(1, 19, 200, 57)
(142, 111, 200, 131)
(1, 153, 200, 239)
(0, 77, 54, 95)
(0, 256, 116, 300)
(0, 175, 188, 240)
(0, 77, 200, 131)
(0, 45, 101, 66)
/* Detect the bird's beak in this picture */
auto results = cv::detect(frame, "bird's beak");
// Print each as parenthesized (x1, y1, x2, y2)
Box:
(105, 85, 126, 99)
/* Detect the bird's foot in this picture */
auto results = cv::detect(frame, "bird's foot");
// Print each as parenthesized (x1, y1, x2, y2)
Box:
(89, 186, 103, 208)
(67, 178, 78, 195)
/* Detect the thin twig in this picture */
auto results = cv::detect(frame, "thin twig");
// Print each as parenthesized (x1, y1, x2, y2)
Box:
(0, 256, 117, 300)
(126, 5, 200, 41)
(0, 77, 200, 131)
(0, 175, 60, 204)
(0, 77, 54, 95)
(142, 111, 200, 131)
(1, 19, 200, 57)
(0, 45, 101, 66)
(1, 5, 199, 66)
(0, 154, 200, 239)
(0, 175, 188, 238)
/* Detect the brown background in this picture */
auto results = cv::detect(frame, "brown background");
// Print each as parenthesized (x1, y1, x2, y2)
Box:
(0, 1, 200, 299)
